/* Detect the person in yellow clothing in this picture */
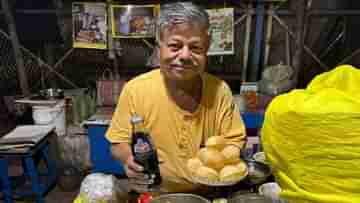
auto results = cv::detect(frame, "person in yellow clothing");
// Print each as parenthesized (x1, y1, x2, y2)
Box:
(106, 1, 246, 196)
(262, 65, 360, 203)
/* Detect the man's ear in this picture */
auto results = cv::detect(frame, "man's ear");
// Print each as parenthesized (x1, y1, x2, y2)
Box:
(205, 32, 212, 51)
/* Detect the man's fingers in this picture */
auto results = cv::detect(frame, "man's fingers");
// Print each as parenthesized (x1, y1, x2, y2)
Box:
(129, 177, 154, 185)
(129, 183, 149, 193)
(125, 159, 145, 178)
(129, 181, 161, 193)
(126, 169, 145, 179)
(126, 157, 144, 172)
(128, 162, 143, 172)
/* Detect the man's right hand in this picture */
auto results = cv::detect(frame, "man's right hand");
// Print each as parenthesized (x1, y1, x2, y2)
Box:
(125, 155, 155, 193)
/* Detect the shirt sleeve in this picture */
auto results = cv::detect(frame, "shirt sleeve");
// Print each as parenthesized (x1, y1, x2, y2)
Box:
(218, 83, 247, 148)
(105, 83, 134, 144)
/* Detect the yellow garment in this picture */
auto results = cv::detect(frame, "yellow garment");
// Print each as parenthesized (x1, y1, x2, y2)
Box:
(73, 194, 107, 203)
(106, 69, 246, 192)
(73, 196, 84, 203)
(261, 65, 360, 203)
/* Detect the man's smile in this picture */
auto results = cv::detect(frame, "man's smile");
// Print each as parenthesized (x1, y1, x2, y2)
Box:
(171, 64, 194, 71)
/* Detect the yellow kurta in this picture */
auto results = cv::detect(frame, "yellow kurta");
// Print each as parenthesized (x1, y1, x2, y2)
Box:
(106, 69, 246, 192)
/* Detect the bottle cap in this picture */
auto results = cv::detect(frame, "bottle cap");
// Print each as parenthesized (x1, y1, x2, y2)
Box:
(137, 192, 152, 203)
(130, 115, 144, 125)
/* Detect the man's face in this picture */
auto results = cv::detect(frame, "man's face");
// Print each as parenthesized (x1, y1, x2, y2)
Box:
(159, 23, 210, 81)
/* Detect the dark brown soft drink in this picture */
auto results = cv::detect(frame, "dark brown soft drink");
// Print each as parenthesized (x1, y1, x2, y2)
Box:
(130, 115, 162, 187)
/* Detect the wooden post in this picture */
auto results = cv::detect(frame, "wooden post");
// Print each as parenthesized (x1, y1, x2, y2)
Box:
(250, 0, 266, 82)
(264, 4, 274, 67)
(107, 0, 120, 77)
(242, 3, 253, 82)
(1, 0, 30, 95)
(285, 31, 291, 66)
(292, 0, 307, 87)
(44, 44, 54, 86)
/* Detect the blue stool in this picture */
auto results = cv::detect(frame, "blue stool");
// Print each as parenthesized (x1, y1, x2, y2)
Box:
(0, 131, 57, 203)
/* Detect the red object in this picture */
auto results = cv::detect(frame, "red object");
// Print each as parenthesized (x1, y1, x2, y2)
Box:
(96, 69, 126, 107)
(138, 192, 153, 203)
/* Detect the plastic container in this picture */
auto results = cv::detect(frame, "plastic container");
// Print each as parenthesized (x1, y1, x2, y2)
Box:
(258, 182, 287, 203)
(32, 100, 66, 136)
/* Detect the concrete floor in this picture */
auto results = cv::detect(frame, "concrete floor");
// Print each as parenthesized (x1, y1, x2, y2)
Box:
(0, 183, 79, 203)
(15, 186, 79, 203)
(43, 186, 79, 203)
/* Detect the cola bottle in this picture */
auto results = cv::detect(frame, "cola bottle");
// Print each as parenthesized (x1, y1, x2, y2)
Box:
(130, 115, 162, 187)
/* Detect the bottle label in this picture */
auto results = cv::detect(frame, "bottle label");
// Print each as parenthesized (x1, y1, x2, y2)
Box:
(134, 138, 151, 154)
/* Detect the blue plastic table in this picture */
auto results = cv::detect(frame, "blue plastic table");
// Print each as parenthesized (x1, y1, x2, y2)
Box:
(0, 132, 57, 203)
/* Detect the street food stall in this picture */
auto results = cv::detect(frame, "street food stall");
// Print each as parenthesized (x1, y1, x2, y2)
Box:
(3, 0, 360, 202)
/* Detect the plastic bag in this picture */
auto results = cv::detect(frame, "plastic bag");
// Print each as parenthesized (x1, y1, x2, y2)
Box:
(261, 62, 294, 82)
(258, 63, 294, 96)
(96, 69, 126, 107)
(64, 88, 96, 124)
(258, 78, 294, 96)
(261, 65, 360, 203)
(74, 173, 118, 203)
(58, 125, 91, 172)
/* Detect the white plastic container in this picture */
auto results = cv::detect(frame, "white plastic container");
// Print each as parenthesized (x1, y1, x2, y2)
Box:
(258, 182, 288, 203)
(32, 100, 66, 136)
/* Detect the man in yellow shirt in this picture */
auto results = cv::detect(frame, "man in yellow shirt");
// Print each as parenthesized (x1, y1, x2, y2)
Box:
(106, 1, 246, 194)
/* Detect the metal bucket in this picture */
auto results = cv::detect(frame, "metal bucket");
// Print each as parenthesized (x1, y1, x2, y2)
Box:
(229, 193, 273, 203)
(150, 193, 211, 203)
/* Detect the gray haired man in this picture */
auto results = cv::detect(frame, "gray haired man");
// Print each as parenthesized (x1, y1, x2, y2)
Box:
(77, 2, 246, 201)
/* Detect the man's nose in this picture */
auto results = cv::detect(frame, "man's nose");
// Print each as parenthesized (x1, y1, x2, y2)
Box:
(179, 46, 191, 60)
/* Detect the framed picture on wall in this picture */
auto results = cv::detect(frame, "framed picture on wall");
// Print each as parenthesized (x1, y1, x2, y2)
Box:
(207, 8, 234, 55)
(111, 5, 156, 38)
(72, 2, 107, 49)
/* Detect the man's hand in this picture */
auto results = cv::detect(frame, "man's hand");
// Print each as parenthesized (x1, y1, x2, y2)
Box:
(111, 143, 159, 192)
(125, 155, 155, 193)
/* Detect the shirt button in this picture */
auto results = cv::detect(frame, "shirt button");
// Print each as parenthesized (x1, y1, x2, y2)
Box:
(184, 115, 192, 121)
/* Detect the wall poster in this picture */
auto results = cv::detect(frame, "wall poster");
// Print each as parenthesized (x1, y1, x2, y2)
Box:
(72, 2, 107, 49)
(207, 8, 234, 55)
(111, 5, 156, 38)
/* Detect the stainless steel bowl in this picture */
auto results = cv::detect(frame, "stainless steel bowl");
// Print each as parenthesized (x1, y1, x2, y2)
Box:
(39, 88, 64, 99)
(245, 160, 272, 185)
(150, 193, 211, 203)
(229, 193, 273, 203)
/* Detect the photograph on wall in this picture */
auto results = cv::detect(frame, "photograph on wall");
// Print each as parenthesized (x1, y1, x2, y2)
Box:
(112, 5, 156, 38)
(207, 8, 234, 55)
(72, 2, 107, 49)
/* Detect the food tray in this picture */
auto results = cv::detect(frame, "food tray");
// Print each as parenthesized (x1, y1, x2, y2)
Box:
(191, 169, 248, 187)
